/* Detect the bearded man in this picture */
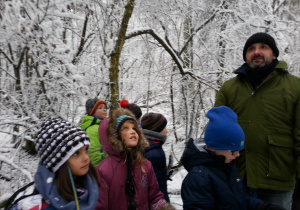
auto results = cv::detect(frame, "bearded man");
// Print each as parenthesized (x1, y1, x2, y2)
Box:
(214, 32, 300, 210)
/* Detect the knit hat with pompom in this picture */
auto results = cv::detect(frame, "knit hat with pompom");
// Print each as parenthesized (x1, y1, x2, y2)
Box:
(120, 99, 142, 120)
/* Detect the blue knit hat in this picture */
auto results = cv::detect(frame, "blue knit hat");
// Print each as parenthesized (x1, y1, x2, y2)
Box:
(204, 106, 245, 151)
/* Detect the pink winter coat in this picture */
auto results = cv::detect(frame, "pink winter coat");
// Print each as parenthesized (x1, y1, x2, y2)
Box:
(95, 117, 166, 210)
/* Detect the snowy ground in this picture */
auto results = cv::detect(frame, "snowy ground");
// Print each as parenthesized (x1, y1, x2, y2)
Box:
(0, 135, 187, 210)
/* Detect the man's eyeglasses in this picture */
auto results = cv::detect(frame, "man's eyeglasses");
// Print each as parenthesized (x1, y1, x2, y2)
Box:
(96, 107, 107, 110)
(230, 150, 239, 155)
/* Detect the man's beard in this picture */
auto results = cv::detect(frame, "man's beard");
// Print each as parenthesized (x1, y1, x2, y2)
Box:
(247, 56, 273, 70)
(248, 61, 267, 69)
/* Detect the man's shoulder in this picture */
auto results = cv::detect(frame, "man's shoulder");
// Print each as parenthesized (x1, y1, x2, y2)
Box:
(221, 76, 241, 87)
(276, 60, 300, 79)
(276, 60, 288, 69)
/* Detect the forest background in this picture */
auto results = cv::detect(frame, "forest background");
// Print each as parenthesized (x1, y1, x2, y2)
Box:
(1, 0, 300, 209)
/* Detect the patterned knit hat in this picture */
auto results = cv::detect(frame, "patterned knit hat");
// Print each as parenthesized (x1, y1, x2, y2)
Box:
(141, 113, 167, 133)
(120, 100, 142, 120)
(85, 98, 107, 116)
(35, 118, 90, 172)
(204, 106, 245, 151)
(243, 32, 279, 61)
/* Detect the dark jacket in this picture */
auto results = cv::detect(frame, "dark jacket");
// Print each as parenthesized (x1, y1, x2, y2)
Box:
(181, 138, 262, 210)
(214, 60, 300, 190)
(143, 129, 170, 202)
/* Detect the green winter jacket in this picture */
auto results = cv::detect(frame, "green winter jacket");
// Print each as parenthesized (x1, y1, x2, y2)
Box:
(214, 61, 300, 191)
(80, 116, 108, 167)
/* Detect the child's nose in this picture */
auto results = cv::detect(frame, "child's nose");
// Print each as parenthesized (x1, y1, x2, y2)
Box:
(130, 128, 137, 134)
(83, 152, 90, 161)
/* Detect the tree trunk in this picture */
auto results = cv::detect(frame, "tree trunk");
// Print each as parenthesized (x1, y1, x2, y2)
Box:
(109, 0, 135, 109)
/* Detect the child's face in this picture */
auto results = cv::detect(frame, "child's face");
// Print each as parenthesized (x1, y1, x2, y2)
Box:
(120, 121, 139, 148)
(94, 103, 107, 119)
(214, 150, 240, 163)
(68, 145, 90, 177)
(160, 127, 167, 134)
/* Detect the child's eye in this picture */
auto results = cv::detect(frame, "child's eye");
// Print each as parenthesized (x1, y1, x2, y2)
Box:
(72, 151, 79, 156)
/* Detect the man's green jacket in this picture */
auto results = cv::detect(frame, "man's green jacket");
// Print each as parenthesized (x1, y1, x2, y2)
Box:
(215, 61, 300, 191)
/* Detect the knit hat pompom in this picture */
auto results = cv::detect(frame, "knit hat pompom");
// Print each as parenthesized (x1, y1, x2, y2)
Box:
(120, 100, 129, 108)
(243, 32, 279, 61)
(141, 113, 167, 133)
(204, 106, 245, 151)
(35, 118, 90, 172)
(86, 98, 106, 116)
(120, 100, 142, 120)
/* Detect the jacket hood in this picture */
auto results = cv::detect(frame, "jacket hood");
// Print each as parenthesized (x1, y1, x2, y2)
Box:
(79, 116, 101, 130)
(181, 138, 226, 172)
(99, 117, 119, 157)
(99, 108, 149, 156)
(34, 162, 98, 209)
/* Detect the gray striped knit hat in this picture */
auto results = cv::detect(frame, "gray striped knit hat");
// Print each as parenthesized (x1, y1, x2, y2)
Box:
(35, 118, 90, 173)
(141, 113, 167, 133)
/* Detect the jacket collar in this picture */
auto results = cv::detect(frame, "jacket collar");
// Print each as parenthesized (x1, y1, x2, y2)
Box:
(234, 59, 285, 76)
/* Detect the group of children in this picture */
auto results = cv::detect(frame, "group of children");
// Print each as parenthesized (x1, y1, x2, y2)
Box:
(5, 99, 287, 210)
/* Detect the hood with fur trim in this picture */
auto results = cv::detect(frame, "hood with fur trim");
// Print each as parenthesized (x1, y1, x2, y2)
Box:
(99, 108, 149, 156)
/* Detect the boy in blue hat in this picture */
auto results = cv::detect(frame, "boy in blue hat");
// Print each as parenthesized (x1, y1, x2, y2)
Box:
(181, 106, 285, 210)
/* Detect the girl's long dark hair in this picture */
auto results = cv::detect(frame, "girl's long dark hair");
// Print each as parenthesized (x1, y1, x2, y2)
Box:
(56, 162, 100, 201)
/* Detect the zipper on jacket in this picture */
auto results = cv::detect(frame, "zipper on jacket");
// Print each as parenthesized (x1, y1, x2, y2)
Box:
(250, 71, 275, 95)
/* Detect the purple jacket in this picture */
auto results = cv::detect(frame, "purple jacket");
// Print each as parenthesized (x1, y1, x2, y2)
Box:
(95, 117, 166, 210)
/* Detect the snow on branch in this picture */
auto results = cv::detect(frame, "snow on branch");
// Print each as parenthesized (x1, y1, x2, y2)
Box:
(179, 10, 217, 56)
(48, 12, 85, 20)
(126, 28, 184, 73)
(126, 28, 220, 91)
(0, 155, 33, 182)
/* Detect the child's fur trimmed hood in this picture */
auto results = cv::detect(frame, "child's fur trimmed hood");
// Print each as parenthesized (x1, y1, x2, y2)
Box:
(107, 107, 149, 155)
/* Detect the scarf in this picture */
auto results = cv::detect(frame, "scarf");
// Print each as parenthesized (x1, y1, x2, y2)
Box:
(245, 59, 278, 90)
(142, 129, 167, 144)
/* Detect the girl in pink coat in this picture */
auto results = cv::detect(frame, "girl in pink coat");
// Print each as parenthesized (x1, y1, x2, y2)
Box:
(95, 108, 172, 210)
